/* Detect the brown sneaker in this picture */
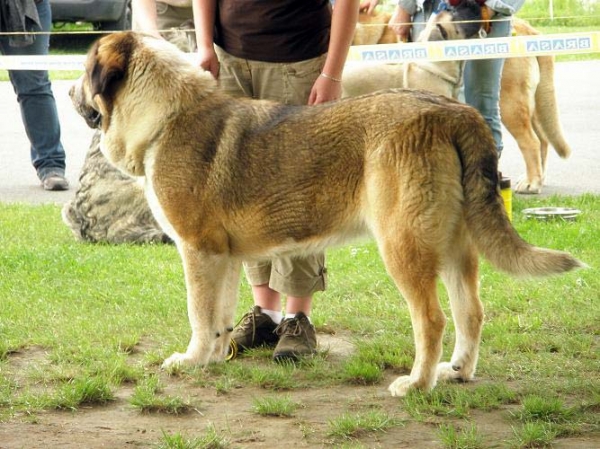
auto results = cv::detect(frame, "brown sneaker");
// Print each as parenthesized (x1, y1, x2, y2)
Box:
(231, 306, 279, 353)
(273, 312, 317, 362)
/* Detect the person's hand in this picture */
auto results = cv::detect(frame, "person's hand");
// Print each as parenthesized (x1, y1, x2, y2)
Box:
(359, 0, 379, 14)
(389, 7, 412, 42)
(308, 74, 343, 105)
(197, 45, 219, 79)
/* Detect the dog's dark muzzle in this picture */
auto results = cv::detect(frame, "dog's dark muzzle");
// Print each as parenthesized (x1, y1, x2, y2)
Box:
(84, 109, 102, 129)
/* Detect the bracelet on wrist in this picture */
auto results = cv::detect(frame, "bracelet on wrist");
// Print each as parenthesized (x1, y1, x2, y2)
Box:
(320, 72, 342, 83)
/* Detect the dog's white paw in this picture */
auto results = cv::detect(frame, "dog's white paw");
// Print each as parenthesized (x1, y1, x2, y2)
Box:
(209, 339, 229, 363)
(388, 375, 418, 397)
(436, 362, 474, 383)
(515, 178, 542, 194)
(161, 352, 198, 370)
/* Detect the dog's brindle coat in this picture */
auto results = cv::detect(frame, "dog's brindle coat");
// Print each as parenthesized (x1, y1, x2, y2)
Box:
(70, 32, 582, 396)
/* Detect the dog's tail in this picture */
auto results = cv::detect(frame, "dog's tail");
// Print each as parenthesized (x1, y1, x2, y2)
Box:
(533, 54, 572, 158)
(454, 108, 584, 277)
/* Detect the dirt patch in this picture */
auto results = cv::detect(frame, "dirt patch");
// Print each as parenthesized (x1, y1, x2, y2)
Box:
(1, 335, 598, 448)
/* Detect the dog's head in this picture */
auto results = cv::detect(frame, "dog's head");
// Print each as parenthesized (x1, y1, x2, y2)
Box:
(70, 32, 140, 130)
(417, 0, 483, 42)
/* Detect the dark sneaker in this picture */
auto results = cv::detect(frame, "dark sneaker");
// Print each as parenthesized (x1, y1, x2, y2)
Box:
(273, 312, 317, 362)
(42, 173, 69, 191)
(231, 306, 279, 353)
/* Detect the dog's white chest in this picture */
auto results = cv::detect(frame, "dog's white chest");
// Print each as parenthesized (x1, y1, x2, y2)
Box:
(144, 149, 179, 242)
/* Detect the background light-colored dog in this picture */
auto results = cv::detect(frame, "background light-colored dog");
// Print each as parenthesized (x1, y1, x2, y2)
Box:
(71, 32, 582, 397)
(344, 13, 572, 195)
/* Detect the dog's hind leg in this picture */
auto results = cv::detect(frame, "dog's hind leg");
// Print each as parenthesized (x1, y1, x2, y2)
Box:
(378, 230, 447, 397)
(162, 242, 240, 369)
(437, 225, 483, 384)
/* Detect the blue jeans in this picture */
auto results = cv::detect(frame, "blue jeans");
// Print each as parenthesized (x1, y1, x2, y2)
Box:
(0, 0, 66, 180)
(413, 2, 512, 155)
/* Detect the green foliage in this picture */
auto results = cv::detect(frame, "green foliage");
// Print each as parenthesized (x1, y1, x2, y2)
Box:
(157, 427, 228, 449)
(251, 394, 300, 417)
(130, 375, 193, 414)
(438, 423, 484, 449)
(327, 410, 400, 441)
(518, 0, 600, 27)
(0, 194, 598, 446)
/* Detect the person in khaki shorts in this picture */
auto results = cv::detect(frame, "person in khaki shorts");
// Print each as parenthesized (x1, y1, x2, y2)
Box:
(132, 0, 195, 50)
(193, 0, 359, 362)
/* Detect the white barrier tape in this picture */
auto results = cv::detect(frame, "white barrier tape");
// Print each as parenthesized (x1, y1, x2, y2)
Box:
(346, 31, 600, 65)
(0, 54, 86, 71)
(0, 31, 598, 71)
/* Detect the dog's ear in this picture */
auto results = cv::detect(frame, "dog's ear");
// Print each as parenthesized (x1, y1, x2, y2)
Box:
(88, 32, 136, 99)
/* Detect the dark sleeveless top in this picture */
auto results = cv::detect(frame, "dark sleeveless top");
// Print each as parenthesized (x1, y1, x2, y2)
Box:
(214, 0, 332, 62)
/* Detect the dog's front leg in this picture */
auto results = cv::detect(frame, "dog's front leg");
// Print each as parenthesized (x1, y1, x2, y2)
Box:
(162, 243, 236, 369)
(211, 258, 242, 362)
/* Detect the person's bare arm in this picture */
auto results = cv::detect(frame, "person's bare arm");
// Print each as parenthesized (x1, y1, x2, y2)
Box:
(359, 0, 379, 14)
(131, 0, 161, 37)
(192, 0, 219, 77)
(309, 0, 359, 105)
(389, 5, 412, 42)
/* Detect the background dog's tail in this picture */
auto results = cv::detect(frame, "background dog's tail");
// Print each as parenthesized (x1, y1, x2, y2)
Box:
(453, 109, 584, 277)
(533, 54, 572, 159)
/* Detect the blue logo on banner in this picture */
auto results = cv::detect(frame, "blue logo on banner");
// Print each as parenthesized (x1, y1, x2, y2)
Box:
(526, 36, 591, 53)
(484, 44, 497, 54)
(401, 49, 414, 59)
(415, 48, 428, 58)
(579, 37, 591, 49)
(457, 46, 470, 56)
(444, 42, 509, 57)
(445, 46, 458, 57)
(388, 49, 401, 60)
(362, 51, 375, 61)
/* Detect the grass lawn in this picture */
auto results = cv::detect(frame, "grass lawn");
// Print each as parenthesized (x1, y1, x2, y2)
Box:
(0, 194, 598, 447)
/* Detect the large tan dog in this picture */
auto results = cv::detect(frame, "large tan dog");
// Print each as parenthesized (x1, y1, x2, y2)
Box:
(344, 16, 572, 194)
(70, 32, 582, 396)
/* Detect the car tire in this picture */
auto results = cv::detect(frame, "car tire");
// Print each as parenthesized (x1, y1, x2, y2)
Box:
(96, 1, 132, 31)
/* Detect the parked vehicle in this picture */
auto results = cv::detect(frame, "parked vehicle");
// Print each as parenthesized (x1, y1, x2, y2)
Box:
(50, 0, 131, 31)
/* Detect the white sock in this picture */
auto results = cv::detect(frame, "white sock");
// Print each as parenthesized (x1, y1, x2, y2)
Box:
(284, 313, 312, 323)
(262, 309, 283, 324)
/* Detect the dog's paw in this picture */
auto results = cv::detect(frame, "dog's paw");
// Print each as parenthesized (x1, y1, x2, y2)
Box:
(515, 178, 542, 194)
(388, 375, 424, 397)
(209, 339, 229, 363)
(161, 352, 198, 370)
(436, 362, 474, 383)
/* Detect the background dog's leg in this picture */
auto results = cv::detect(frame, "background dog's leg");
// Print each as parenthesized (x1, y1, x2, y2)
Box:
(500, 57, 544, 194)
(162, 244, 233, 369)
(437, 229, 483, 383)
(377, 231, 446, 397)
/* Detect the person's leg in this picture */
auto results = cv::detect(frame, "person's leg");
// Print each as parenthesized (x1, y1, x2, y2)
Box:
(251, 53, 328, 321)
(155, 3, 196, 51)
(410, 0, 436, 41)
(212, 49, 285, 352)
(248, 54, 329, 360)
(463, 15, 512, 155)
(3, 0, 68, 188)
